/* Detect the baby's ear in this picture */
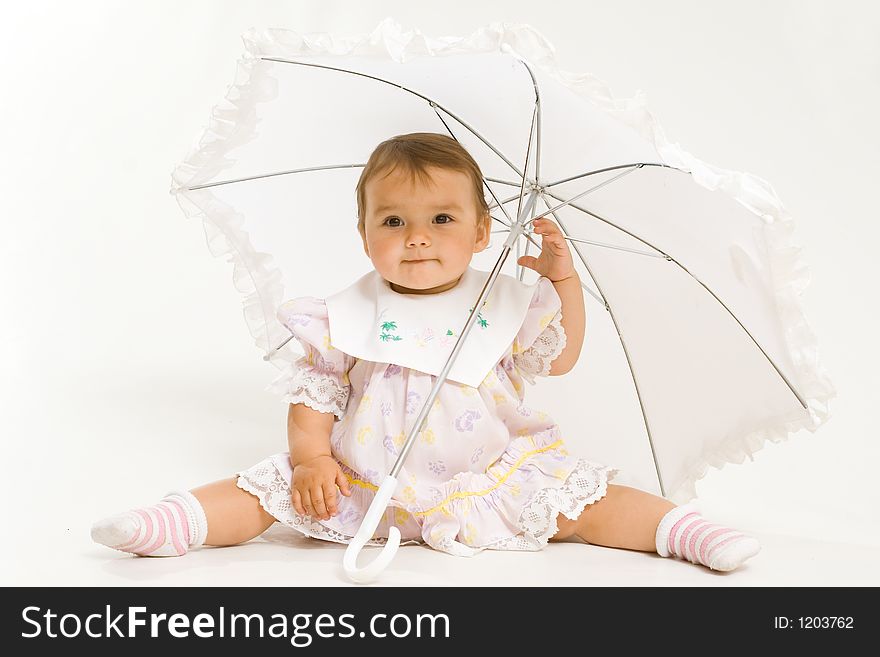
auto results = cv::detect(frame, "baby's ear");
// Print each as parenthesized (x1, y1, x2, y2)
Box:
(359, 225, 370, 257)
(474, 214, 491, 252)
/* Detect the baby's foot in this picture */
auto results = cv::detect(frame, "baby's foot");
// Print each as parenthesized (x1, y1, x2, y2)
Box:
(91, 489, 208, 557)
(655, 502, 761, 572)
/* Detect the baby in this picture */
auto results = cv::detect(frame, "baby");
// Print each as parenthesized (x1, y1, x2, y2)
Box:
(92, 132, 761, 572)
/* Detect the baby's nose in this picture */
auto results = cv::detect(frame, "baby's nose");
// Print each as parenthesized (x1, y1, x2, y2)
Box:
(406, 233, 431, 247)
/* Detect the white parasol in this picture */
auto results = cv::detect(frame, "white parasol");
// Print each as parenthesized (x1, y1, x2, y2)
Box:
(170, 18, 835, 582)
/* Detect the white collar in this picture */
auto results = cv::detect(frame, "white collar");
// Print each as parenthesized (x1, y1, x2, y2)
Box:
(325, 266, 537, 387)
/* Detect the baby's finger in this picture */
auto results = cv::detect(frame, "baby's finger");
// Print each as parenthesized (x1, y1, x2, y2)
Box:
(517, 255, 538, 270)
(544, 234, 567, 250)
(336, 470, 353, 497)
(292, 488, 304, 516)
(322, 481, 338, 516)
(301, 489, 315, 517)
(311, 488, 328, 519)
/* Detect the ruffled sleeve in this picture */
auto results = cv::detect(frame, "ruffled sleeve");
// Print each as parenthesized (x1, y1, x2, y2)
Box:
(267, 297, 356, 420)
(511, 277, 567, 384)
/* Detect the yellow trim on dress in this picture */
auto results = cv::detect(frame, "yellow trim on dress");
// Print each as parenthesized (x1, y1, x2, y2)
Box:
(342, 472, 379, 491)
(412, 439, 564, 518)
(340, 439, 567, 517)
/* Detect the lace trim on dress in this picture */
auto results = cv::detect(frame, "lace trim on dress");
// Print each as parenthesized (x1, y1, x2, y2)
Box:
(422, 457, 618, 556)
(235, 452, 617, 557)
(283, 359, 350, 420)
(495, 458, 618, 550)
(234, 460, 424, 548)
(512, 312, 567, 384)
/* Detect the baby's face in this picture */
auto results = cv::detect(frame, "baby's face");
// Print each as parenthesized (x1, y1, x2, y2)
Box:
(361, 165, 490, 294)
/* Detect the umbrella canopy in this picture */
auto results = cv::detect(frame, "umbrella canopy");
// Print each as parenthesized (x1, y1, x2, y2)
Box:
(170, 17, 835, 510)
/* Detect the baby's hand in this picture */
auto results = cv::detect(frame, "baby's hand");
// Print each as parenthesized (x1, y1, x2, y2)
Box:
(291, 455, 353, 520)
(517, 217, 577, 283)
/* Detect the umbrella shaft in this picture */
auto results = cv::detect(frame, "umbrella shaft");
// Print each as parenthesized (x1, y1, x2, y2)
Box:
(390, 221, 528, 477)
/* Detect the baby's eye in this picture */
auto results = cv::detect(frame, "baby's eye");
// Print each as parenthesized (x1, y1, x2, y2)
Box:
(435, 214, 453, 224)
(384, 217, 403, 227)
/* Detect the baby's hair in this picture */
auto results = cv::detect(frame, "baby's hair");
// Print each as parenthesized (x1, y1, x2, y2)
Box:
(356, 132, 491, 237)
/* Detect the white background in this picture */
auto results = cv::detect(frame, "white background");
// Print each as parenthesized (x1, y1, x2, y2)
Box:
(2, 0, 878, 584)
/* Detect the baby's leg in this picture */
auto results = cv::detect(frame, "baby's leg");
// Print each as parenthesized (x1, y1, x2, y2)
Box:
(91, 476, 275, 557)
(550, 484, 674, 551)
(191, 476, 276, 546)
(549, 484, 760, 571)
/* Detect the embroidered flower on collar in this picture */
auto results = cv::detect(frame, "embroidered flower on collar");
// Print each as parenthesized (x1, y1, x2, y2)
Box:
(467, 306, 490, 329)
(379, 319, 403, 342)
(413, 327, 435, 348)
(376, 305, 489, 345)
(438, 329, 457, 348)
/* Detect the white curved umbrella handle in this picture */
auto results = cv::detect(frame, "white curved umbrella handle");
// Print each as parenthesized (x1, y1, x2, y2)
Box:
(343, 475, 401, 583)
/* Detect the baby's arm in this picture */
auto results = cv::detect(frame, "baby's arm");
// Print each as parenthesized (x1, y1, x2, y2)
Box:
(288, 403, 352, 520)
(517, 217, 585, 376)
(288, 402, 335, 466)
(548, 273, 585, 375)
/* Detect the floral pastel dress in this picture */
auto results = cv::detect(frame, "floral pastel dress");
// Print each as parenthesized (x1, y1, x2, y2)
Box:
(235, 276, 618, 557)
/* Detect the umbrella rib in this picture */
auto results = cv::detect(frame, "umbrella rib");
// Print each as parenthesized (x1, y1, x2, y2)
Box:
(511, 101, 541, 281)
(536, 193, 667, 496)
(496, 195, 664, 265)
(534, 194, 606, 308)
(431, 106, 519, 229)
(540, 185, 666, 253)
(486, 177, 527, 188)
(526, 166, 643, 225)
(489, 191, 525, 212)
(540, 187, 809, 411)
(515, 191, 540, 281)
(498, 221, 604, 304)
(515, 103, 538, 224)
(559, 236, 667, 259)
(509, 55, 543, 183)
(542, 162, 680, 189)
(261, 57, 525, 180)
(429, 101, 525, 181)
(484, 185, 516, 227)
(184, 163, 366, 191)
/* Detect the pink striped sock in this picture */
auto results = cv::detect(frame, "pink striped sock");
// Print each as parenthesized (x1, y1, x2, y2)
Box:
(91, 489, 208, 557)
(654, 502, 761, 572)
